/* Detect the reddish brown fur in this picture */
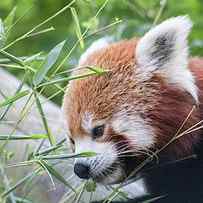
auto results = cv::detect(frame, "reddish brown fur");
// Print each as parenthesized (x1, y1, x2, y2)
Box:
(63, 39, 203, 160)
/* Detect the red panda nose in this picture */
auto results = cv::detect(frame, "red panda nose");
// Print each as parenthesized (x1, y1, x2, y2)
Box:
(74, 163, 90, 179)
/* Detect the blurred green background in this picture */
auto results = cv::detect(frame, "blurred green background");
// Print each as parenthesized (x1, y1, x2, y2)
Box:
(0, 0, 203, 105)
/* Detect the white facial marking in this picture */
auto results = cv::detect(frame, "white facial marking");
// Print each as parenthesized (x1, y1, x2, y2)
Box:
(112, 111, 155, 149)
(81, 112, 93, 133)
(136, 16, 198, 102)
(79, 37, 113, 65)
(75, 137, 123, 183)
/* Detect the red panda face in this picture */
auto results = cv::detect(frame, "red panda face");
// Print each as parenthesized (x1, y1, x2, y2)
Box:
(63, 16, 200, 184)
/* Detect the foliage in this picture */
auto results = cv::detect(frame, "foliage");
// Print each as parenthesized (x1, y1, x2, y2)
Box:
(0, 0, 202, 105)
(0, 0, 202, 203)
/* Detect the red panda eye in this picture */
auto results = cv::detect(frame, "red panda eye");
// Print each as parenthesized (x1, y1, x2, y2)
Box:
(92, 125, 105, 139)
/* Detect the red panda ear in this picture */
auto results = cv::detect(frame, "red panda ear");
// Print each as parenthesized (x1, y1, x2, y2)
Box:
(135, 16, 198, 102)
(79, 37, 113, 65)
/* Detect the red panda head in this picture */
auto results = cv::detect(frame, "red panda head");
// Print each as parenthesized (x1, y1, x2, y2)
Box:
(63, 16, 201, 184)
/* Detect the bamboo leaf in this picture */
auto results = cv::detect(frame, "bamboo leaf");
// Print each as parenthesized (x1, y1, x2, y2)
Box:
(85, 180, 96, 192)
(75, 182, 86, 203)
(4, 6, 17, 32)
(37, 71, 97, 88)
(33, 40, 66, 86)
(82, 17, 99, 31)
(24, 52, 42, 63)
(0, 90, 29, 108)
(0, 19, 6, 48)
(39, 160, 76, 193)
(14, 196, 32, 203)
(71, 7, 84, 49)
(0, 134, 48, 140)
(39, 151, 97, 160)
(87, 66, 108, 75)
(26, 26, 55, 38)
(33, 91, 56, 145)
(0, 50, 24, 66)
(37, 160, 55, 188)
(7, 160, 36, 168)
(79, 151, 97, 157)
(35, 138, 66, 156)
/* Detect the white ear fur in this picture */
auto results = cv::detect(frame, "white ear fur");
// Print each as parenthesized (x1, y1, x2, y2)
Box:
(136, 16, 198, 102)
(79, 37, 113, 65)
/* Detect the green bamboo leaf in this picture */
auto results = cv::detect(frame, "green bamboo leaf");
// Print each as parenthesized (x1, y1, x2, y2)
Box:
(0, 134, 48, 140)
(33, 40, 66, 86)
(39, 160, 76, 193)
(82, 17, 99, 31)
(0, 18, 6, 48)
(37, 160, 55, 188)
(71, 7, 84, 49)
(0, 90, 29, 108)
(39, 153, 77, 160)
(39, 151, 97, 160)
(75, 182, 86, 203)
(79, 151, 97, 157)
(26, 26, 55, 38)
(87, 66, 108, 75)
(85, 180, 96, 192)
(37, 71, 97, 88)
(35, 138, 66, 156)
(4, 6, 17, 31)
(7, 160, 36, 168)
(0, 49, 24, 66)
(33, 91, 56, 146)
(14, 196, 32, 203)
(24, 52, 42, 63)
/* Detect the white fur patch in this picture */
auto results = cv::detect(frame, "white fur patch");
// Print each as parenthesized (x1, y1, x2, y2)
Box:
(81, 112, 93, 133)
(75, 137, 121, 184)
(112, 112, 155, 149)
(75, 136, 111, 154)
(121, 179, 147, 198)
(79, 37, 113, 65)
(135, 16, 198, 102)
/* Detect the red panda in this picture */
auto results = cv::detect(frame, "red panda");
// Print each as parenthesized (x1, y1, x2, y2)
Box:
(63, 16, 203, 202)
